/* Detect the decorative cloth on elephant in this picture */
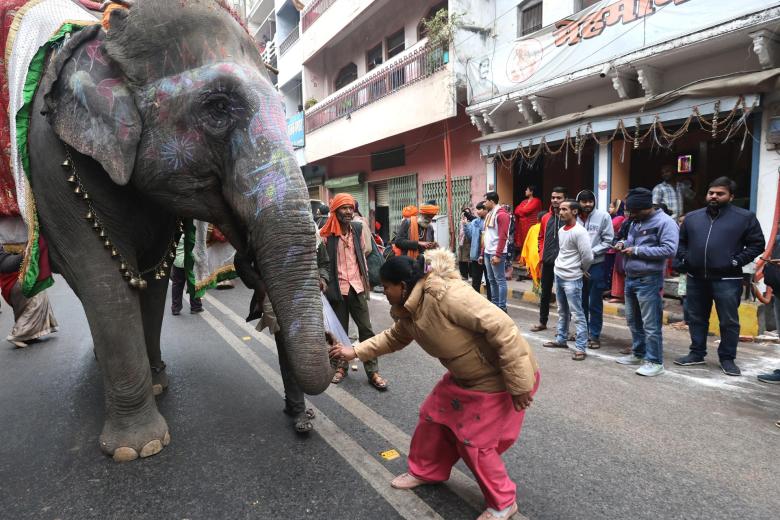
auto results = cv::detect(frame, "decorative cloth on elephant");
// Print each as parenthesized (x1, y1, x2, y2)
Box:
(319, 193, 355, 237)
(0, 0, 96, 296)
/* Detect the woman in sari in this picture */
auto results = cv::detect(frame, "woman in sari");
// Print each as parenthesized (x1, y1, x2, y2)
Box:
(0, 247, 58, 348)
(329, 249, 539, 520)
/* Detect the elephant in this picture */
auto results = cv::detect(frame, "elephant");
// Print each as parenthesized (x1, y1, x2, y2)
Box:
(26, 0, 332, 461)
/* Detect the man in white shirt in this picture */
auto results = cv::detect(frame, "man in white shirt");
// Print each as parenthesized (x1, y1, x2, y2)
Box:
(543, 200, 594, 360)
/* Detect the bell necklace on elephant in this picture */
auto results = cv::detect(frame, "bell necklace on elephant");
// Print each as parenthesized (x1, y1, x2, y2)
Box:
(61, 146, 179, 290)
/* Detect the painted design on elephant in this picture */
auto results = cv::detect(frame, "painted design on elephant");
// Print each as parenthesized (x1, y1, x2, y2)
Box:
(84, 38, 107, 70)
(160, 133, 196, 170)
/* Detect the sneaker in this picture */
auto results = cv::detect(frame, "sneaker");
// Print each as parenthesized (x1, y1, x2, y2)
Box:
(616, 354, 643, 365)
(674, 353, 705, 366)
(720, 359, 742, 376)
(171, 308, 181, 316)
(636, 362, 665, 377)
(588, 337, 601, 349)
(757, 369, 780, 384)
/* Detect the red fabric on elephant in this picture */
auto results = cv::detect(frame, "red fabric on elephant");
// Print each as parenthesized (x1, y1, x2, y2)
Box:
(0, 0, 29, 217)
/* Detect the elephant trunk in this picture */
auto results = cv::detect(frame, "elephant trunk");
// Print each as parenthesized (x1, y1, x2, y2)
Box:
(227, 150, 333, 395)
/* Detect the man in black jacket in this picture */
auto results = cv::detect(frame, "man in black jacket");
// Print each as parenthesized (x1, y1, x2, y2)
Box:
(674, 177, 765, 376)
(531, 186, 567, 332)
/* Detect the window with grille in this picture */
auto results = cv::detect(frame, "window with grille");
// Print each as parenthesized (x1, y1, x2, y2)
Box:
(519, 2, 543, 36)
(334, 63, 358, 91)
(386, 29, 405, 59)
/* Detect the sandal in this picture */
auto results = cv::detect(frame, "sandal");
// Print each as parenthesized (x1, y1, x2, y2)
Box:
(331, 367, 347, 384)
(390, 472, 429, 490)
(293, 411, 314, 434)
(542, 340, 567, 349)
(369, 373, 388, 391)
(530, 324, 547, 332)
(572, 351, 587, 361)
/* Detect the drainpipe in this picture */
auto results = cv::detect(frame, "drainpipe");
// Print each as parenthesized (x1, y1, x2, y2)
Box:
(444, 119, 455, 251)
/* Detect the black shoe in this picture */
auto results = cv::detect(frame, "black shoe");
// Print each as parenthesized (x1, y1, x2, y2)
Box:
(190, 307, 204, 314)
(757, 369, 780, 384)
(171, 308, 181, 316)
(720, 359, 741, 377)
(674, 353, 705, 366)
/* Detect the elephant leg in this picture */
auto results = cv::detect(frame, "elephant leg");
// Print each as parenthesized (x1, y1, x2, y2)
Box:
(139, 274, 170, 397)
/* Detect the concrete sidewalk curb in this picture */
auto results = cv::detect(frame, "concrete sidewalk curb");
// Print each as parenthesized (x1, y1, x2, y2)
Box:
(486, 286, 687, 325)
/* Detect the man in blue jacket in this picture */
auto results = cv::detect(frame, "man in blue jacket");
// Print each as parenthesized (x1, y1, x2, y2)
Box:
(615, 188, 679, 377)
(674, 177, 765, 376)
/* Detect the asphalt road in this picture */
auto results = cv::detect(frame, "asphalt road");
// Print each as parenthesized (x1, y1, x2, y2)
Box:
(0, 276, 778, 520)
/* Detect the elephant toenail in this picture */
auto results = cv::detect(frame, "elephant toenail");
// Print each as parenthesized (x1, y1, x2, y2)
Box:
(162, 431, 171, 446)
(152, 384, 163, 396)
(113, 447, 139, 462)
(140, 439, 163, 458)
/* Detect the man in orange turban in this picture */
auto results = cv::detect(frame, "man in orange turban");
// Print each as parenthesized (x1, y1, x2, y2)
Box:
(320, 193, 388, 390)
(393, 201, 439, 259)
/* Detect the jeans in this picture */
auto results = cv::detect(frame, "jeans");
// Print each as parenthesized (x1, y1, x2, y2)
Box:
(624, 273, 664, 364)
(582, 262, 606, 340)
(469, 261, 492, 301)
(686, 277, 742, 361)
(555, 276, 588, 351)
(484, 253, 508, 311)
(539, 261, 555, 325)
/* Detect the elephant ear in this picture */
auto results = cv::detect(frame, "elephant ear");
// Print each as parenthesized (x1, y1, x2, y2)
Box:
(40, 24, 140, 186)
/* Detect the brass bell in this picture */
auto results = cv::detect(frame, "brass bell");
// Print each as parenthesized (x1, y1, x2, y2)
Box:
(67, 175, 77, 184)
(129, 277, 140, 288)
(154, 271, 162, 280)
(83, 193, 90, 200)
(92, 221, 100, 230)
(162, 261, 169, 269)
(61, 157, 72, 168)
(99, 230, 106, 238)
(74, 185, 82, 195)
(103, 239, 112, 248)
(123, 270, 132, 280)
(85, 210, 94, 220)
(119, 261, 127, 273)
(111, 248, 119, 258)
(137, 279, 148, 290)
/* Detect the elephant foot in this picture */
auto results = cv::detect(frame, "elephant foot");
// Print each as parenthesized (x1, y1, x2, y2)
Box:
(99, 408, 170, 462)
(151, 362, 169, 397)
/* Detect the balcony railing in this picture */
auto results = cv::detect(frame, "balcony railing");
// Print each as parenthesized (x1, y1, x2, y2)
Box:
(279, 26, 300, 56)
(301, 0, 338, 32)
(305, 45, 448, 134)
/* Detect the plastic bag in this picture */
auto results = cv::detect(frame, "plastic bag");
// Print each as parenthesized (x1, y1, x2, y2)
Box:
(322, 293, 351, 346)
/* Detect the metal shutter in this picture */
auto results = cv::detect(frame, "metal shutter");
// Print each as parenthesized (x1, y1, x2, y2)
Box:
(375, 181, 389, 206)
(422, 176, 472, 246)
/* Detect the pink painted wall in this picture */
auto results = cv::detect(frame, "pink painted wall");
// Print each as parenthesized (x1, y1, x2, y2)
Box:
(315, 108, 485, 209)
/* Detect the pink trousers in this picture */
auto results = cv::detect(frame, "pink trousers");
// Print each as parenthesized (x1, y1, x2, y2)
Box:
(407, 373, 540, 510)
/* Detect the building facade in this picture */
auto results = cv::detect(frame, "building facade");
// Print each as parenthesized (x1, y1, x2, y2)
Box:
(465, 0, 780, 243)
(247, 0, 495, 247)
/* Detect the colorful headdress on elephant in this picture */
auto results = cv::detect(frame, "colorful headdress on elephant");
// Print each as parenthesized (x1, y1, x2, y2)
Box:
(319, 193, 355, 237)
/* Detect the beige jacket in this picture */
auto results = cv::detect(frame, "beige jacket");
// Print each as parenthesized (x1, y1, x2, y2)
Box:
(354, 249, 539, 394)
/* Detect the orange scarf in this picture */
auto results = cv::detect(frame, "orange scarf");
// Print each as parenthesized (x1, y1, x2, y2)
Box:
(320, 193, 356, 237)
(393, 217, 422, 259)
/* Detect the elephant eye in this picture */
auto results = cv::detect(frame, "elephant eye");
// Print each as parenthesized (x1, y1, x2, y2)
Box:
(201, 93, 236, 131)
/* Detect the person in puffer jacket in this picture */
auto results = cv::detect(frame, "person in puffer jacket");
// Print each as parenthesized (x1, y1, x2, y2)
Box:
(673, 177, 765, 376)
